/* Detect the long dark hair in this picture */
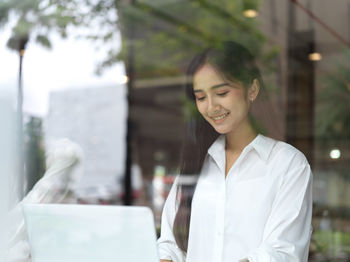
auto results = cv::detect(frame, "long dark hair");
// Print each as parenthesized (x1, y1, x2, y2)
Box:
(173, 41, 263, 253)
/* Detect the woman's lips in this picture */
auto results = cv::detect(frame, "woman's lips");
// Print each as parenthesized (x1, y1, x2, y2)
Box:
(210, 112, 230, 124)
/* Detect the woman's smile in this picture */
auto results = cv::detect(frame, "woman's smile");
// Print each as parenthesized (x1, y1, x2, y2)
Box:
(210, 112, 230, 123)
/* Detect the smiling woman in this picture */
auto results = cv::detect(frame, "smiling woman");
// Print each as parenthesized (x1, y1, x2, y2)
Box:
(157, 41, 313, 262)
(193, 63, 259, 136)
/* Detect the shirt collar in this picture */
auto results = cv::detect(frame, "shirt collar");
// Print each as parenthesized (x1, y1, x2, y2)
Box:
(207, 135, 226, 174)
(207, 134, 226, 158)
(251, 134, 276, 162)
(207, 133, 276, 164)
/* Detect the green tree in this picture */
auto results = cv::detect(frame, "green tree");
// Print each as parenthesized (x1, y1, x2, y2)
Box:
(316, 49, 350, 144)
(83, 0, 278, 79)
(0, 0, 83, 50)
(315, 48, 350, 182)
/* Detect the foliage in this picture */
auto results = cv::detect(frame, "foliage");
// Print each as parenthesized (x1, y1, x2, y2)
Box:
(1, 0, 278, 87)
(0, 0, 84, 51)
(316, 48, 350, 144)
(83, 0, 278, 79)
(312, 230, 350, 260)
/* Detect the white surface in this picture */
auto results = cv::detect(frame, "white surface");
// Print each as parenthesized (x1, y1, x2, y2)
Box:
(0, 91, 18, 261)
(23, 204, 159, 262)
(44, 85, 127, 191)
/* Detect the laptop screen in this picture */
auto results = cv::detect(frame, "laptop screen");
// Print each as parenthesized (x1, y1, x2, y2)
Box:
(23, 204, 159, 262)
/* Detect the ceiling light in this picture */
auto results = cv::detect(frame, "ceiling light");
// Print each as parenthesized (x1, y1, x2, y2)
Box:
(243, 9, 258, 18)
(308, 52, 322, 61)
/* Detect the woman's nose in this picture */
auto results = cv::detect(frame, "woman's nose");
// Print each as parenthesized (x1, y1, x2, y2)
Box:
(207, 97, 220, 112)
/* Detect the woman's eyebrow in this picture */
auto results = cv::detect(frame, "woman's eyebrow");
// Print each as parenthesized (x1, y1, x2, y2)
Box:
(211, 83, 230, 89)
(193, 83, 229, 93)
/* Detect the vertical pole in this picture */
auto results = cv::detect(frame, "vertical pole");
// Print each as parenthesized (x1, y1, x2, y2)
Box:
(123, 0, 136, 205)
(17, 48, 25, 200)
(286, 0, 296, 146)
(287, 0, 315, 165)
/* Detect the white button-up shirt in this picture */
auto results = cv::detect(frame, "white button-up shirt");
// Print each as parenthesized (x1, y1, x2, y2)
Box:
(157, 134, 313, 262)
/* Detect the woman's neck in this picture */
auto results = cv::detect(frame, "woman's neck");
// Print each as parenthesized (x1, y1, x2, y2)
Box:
(225, 121, 257, 153)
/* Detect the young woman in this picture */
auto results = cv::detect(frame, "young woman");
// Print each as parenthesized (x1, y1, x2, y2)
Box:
(157, 41, 313, 262)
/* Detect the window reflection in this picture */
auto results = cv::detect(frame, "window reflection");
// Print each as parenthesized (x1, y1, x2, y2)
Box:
(1, 0, 350, 261)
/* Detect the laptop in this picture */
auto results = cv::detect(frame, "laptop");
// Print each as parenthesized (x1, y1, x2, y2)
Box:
(22, 204, 159, 262)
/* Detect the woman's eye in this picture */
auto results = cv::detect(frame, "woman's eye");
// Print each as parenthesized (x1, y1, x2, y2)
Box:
(196, 96, 205, 101)
(217, 91, 228, 96)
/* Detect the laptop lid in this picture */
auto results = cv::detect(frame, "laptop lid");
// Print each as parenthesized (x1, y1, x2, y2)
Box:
(22, 204, 159, 262)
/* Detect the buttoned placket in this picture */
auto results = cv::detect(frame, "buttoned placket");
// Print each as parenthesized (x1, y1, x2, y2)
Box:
(212, 145, 252, 262)
(213, 170, 226, 262)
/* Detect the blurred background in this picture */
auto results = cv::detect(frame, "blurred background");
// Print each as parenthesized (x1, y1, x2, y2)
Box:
(1, 0, 350, 261)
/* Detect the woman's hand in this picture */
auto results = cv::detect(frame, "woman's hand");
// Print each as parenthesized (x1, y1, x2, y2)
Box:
(160, 260, 172, 262)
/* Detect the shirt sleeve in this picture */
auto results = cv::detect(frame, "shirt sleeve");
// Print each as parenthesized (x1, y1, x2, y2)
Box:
(157, 176, 185, 262)
(242, 160, 313, 262)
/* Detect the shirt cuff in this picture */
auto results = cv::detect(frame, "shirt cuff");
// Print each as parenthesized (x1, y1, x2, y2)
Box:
(158, 242, 185, 262)
(242, 243, 282, 262)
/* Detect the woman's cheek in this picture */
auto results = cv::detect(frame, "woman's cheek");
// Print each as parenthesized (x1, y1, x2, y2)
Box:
(196, 102, 206, 116)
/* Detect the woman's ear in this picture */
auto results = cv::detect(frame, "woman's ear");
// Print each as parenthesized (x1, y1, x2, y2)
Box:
(248, 79, 260, 102)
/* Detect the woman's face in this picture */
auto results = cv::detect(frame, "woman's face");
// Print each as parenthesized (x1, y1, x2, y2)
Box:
(193, 63, 253, 135)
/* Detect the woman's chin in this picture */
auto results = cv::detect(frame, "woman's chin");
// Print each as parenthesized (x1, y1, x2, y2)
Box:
(205, 118, 232, 134)
(213, 126, 231, 134)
